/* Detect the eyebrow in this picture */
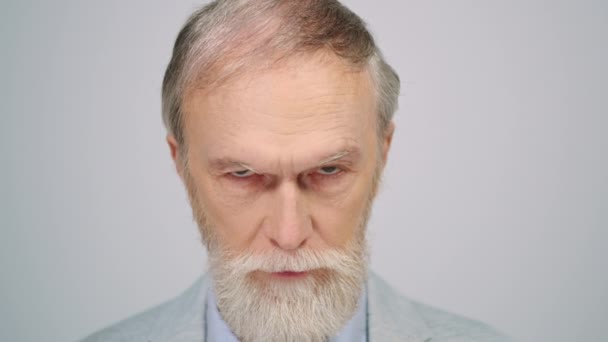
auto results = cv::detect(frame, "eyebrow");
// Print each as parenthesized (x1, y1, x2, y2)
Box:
(207, 158, 258, 173)
(207, 147, 361, 174)
(236, 162, 258, 173)
(317, 150, 352, 167)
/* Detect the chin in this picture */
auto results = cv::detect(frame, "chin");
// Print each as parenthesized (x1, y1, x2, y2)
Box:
(210, 248, 368, 342)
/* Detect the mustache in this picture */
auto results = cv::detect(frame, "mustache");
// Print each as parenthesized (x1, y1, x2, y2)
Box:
(211, 245, 365, 275)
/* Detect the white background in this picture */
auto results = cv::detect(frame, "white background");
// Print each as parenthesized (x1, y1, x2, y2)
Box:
(2, 1, 607, 341)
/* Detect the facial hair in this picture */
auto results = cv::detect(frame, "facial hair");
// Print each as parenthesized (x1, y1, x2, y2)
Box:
(183, 164, 379, 342)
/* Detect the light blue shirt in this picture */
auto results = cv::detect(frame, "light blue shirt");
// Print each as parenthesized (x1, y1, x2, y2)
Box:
(205, 284, 368, 342)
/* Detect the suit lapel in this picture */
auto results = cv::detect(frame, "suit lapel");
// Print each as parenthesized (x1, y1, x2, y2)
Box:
(368, 272, 432, 342)
(161, 274, 209, 342)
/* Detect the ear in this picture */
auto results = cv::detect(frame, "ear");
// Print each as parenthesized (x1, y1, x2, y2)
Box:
(381, 121, 395, 166)
(166, 134, 185, 180)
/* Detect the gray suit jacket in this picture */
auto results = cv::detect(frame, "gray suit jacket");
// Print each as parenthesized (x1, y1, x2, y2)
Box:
(82, 272, 511, 341)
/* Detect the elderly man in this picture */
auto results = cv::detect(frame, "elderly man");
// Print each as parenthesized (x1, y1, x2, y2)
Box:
(84, 0, 510, 341)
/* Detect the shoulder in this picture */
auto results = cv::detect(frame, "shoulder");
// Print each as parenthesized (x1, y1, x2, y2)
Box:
(367, 272, 513, 342)
(80, 275, 209, 342)
(411, 300, 513, 342)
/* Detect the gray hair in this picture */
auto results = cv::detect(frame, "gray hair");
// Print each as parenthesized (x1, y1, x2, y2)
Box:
(162, 0, 400, 149)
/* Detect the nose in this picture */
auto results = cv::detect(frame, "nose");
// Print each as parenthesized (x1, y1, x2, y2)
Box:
(267, 181, 312, 251)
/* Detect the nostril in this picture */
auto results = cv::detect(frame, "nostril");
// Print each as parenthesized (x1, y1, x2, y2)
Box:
(296, 238, 307, 249)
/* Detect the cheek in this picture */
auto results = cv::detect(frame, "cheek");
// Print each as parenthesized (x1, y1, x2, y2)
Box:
(310, 179, 372, 247)
(192, 170, 265, 250)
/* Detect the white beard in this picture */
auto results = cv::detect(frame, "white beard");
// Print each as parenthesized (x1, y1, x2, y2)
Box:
(208, 241, 368, 342)
(183, 164, 378, 342)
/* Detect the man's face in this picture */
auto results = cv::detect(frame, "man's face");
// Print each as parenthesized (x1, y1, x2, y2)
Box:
(168, 52, 393, 341)
(178, 53, 387, 257)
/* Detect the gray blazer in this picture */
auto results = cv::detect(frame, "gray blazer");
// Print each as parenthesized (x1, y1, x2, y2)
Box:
(82, 272, 511, 341)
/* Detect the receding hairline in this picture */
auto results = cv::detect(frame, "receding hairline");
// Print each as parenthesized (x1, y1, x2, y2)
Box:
(183, 48, 373, 105)
(162, 0, 400, 154)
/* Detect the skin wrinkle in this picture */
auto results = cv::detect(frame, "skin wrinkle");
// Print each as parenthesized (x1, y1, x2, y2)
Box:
(205, 138, 362, 177)
(214, 98, 357, 140)
(186, 52, 370, 138)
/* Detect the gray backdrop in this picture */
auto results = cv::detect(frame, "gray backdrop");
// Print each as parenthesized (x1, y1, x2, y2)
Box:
(2, 1, 607, 341)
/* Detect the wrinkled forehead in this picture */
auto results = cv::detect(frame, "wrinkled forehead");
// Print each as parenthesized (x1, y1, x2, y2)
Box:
(182, 52, 378, 171)
(184, 51, 376, 122)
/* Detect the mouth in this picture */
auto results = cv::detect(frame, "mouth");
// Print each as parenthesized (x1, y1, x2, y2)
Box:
(271, 271, 310, 279)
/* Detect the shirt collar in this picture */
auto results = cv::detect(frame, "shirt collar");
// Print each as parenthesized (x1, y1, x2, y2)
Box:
(205, 282, 368, 342)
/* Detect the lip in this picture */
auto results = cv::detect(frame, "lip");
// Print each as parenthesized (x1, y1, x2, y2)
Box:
(272, 271, 309, 279)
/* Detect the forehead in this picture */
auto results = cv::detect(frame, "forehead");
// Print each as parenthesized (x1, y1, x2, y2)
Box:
(182, 53, 377, 169)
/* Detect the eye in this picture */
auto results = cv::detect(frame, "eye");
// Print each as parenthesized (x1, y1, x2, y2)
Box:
(317, 166, 341, 176)
(230, 169, 255, 178)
